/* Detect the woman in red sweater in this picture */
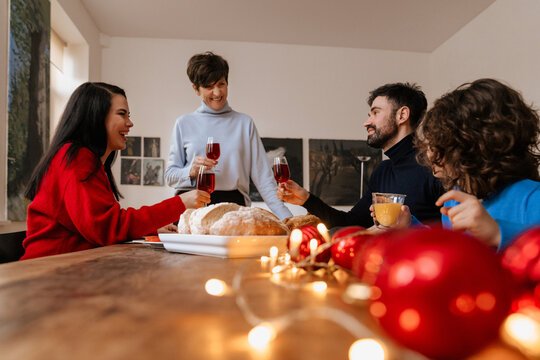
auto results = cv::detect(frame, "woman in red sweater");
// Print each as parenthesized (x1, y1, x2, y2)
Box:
(21, 82, 210, 260)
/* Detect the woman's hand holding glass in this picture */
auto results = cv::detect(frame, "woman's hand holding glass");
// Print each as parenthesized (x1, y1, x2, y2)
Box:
(179, 189, 210, 209)
(189, 156, 217, 179)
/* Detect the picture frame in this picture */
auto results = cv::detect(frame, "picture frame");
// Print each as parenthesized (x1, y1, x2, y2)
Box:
(143, 159, 164, 186)
(120, 158, 141, 185)
(309, 139, 382, 206)
(144, 137, 160, 158)
(121, 136, 141, 157)
(249, 137, 303, 202)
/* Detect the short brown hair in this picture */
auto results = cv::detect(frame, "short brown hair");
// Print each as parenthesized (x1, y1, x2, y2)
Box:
(187, 51, 229, 89)
(367, 82, 427, 130)
(415, 78, 540, 198)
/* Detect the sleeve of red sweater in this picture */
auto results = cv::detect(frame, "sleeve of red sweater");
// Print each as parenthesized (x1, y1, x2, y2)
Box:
(63, 151, 186, 246)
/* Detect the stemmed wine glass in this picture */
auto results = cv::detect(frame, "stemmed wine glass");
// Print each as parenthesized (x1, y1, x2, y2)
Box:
(273, 156, 290, 195)
(206, 137, 220, 172)
(197, 165, 215, 197)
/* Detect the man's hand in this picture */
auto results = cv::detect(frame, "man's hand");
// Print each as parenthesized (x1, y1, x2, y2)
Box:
(277, 180, 310, 205)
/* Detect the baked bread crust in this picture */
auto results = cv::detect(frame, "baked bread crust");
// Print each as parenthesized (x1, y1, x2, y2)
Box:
(189, 202, 241, 235)
(179, 203, 288, 236)
(177, 208, 194, 234)
(283, 214, 324, 230)
(209, 210, 290, 236)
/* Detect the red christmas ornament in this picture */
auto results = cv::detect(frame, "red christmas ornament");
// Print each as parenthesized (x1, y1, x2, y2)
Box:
(287, 225, 330, 263)
(352, 229, 411, 284)
(372, 228, 512, 360)
(501, 225, 540, 287)
(330, 226, 369, 270)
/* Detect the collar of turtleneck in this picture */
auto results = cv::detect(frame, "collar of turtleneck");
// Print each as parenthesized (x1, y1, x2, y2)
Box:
(196, 100, 233, 115)
(384, 134, 415, 162)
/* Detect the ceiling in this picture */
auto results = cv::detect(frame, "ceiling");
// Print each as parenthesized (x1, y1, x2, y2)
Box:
(79, 0, 495, 53)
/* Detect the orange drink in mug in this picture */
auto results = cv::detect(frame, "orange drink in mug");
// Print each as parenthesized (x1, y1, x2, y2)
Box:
(372, 193, 406, 227)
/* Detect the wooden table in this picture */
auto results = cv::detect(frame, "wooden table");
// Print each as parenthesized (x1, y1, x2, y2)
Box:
(0, 244, 527, 360)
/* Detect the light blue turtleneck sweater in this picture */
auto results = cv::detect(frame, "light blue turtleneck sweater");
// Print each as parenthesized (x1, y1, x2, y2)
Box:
(165, 101, 292, 220)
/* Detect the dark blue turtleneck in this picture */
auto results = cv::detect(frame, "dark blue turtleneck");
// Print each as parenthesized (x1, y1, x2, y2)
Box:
(304, 134, 444, 228)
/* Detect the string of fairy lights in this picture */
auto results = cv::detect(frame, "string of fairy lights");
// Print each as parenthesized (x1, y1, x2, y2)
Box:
(203, 223, 540, 360)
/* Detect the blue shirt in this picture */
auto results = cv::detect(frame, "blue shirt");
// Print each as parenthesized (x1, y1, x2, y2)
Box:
(165, 101, 292, 220)
(441, 179, 540, 250)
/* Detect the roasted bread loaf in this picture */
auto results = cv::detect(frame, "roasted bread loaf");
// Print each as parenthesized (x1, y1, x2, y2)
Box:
(177, 208, 194, 234)
(179, 203, 288, 236)
(283, 214, 324, 230)
(188, 203, 241, 235)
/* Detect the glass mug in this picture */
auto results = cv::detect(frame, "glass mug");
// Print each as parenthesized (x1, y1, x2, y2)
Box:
(372, 192, 406, 228)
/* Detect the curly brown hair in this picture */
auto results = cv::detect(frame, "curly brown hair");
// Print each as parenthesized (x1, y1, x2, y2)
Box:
(415, 78, 540, 199)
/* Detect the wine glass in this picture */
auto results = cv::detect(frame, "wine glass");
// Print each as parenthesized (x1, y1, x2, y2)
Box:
(273, 156, 290, 195)
(206, 137, 220, 160)
(197, 165, 215, 195)
(273, 156, 290, 183)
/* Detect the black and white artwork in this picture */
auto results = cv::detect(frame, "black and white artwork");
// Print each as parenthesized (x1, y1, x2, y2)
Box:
(249, 138, 303, 202)
(121, 136, 141, 157)
(120, 158, 141, 185)
(144, 137, 160, 158)
(309, 139, 381, 206)
(143, 159, 164, 186)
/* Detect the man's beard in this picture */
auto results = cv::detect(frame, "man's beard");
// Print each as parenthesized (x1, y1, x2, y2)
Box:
(366, 118, 398, 149)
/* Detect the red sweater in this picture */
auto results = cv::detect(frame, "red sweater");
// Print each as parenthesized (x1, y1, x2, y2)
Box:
(22, 144, 185, 260)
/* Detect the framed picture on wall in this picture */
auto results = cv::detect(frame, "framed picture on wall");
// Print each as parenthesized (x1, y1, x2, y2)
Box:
(120, 158, 141, 185)
(249, 137, 303, 202)
(144, 137, 160, 158)
(309, 139, 381, 206)
(143, 159, 164, 186)
(121, 136, 141, 157)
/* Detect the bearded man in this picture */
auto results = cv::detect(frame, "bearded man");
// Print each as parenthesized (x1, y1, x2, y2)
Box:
(278, 83, 444, 228)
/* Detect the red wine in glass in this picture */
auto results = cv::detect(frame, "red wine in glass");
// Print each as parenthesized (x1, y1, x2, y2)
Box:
(197, 167, 215, 194)
(206, 137, 220, 160)
(273, 157, 290, 183)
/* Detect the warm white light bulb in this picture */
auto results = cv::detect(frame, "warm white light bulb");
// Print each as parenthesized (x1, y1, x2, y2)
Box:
(344, 283, 372, 301)
(311, 281, 327, 294)
(349, 338, 386, 360)
(310, 239, 318, 254)
(270, 246, 278, 258)
(317, 223, 330, 242)
(502, 313, 540, 355)
(205, 279, 227, 296)
(248, 323, 276, 350)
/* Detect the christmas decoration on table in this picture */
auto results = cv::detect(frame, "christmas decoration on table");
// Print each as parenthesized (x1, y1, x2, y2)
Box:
(366, 227, 514, 359)
(500, 225, 540, 358)
(203, 222, 540, 360)
(287, 225, 331, 266)
(330, 226, 369, 270)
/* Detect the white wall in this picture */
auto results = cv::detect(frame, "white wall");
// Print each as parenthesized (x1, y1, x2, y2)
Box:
(428, 0, 540, 107)
(102, 38, 429, 213)
(55, 0, 101, 82)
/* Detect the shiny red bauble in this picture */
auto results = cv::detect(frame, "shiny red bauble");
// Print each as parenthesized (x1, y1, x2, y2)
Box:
(287, 225, 330, 263)
(351, 229, 410, 284)
(372, 228, 513, 360)
(501, 225, 540, 286)
(330, 226, 369, 270)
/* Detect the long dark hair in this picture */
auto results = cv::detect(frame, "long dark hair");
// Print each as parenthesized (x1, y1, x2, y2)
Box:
(25, 82, 126, 201)
(415, 78, 540, 198)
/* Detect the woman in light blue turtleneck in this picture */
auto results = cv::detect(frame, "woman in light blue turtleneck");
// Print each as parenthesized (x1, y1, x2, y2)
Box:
(164, 51, 292, 220)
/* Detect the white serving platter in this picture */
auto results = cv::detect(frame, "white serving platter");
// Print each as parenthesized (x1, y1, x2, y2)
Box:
(158, 233, 288, 258)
